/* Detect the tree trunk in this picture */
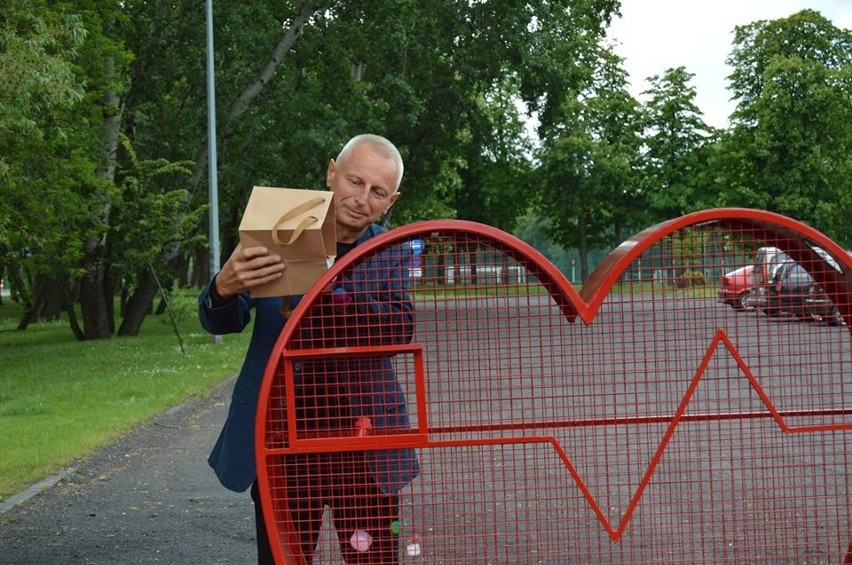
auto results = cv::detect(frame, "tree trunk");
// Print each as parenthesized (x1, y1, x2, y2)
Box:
(174, 255, 190, 287)
(501, 253, 511, 285)
(192, 245, 209, 288)
(435, 245, 446, 286)
(41, 282, 63, 321)
(79, 264, 112, 339)
(17, 275, 63, 329)
(7, 263, 26, 304)
(105, 266, 117, 335)
(17, 276, 48, 330)
(118, 269, 157, 336)
(79, 59, 123, 339)
(155, 278, 175, 314)
(61, 279, 85, 341)
(578, 212, 589, 283)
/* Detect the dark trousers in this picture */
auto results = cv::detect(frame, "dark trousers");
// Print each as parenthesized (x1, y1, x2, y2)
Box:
(251, 480, 275, 565)
(251, 451, 400, 564)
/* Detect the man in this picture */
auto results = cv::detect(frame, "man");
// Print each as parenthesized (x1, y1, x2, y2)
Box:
(198, 134, 419, 564)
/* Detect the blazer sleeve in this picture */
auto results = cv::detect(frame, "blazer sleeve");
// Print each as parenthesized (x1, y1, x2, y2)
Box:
(197, 279, 254, 336)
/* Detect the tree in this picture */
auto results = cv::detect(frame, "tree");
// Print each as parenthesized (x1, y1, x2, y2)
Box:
(0, 2, 86, 311)
(719, 9, 852, 243)
(72, 1, 136, 339)
(111, 138, 196, 336)
(536, 47, 642, 281)
(454, 73, 535, 231)
(639, 66, 718, 221)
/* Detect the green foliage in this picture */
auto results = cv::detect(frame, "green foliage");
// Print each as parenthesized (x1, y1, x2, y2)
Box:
(535, 45, 642, 281)
(719, 10, 852, 244)
(1, 1, 850, 337)
(639, 66, 718, 218)
(454, 72, 535, 231)
(0, 2, 86, 140)
(513, 211, 579, 277)
(0, 1, 87, 266)
(109, 135, 197, 278)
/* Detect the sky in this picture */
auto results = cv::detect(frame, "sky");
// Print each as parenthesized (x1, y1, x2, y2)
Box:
(607, 0, 852, 129)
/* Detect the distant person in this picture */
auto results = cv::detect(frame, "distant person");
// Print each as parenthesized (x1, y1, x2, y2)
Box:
(198, 134, 419, 564)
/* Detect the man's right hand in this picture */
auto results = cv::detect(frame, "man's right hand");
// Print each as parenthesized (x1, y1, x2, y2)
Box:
(214, 244, 285, 299)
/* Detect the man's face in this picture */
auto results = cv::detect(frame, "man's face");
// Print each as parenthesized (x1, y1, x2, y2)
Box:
(326, 142, 400, 241)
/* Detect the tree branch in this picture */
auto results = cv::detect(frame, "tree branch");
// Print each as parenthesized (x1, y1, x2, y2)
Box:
(188, 2, 319, 193)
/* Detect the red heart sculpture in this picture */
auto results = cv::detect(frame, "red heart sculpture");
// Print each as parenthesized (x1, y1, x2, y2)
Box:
(257, 208, 852, 564)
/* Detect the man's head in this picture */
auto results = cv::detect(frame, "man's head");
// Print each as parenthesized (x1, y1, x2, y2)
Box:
(326, 134, 403, 243)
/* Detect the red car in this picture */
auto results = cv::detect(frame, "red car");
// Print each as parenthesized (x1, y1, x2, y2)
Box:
(718, 264, 754, 310)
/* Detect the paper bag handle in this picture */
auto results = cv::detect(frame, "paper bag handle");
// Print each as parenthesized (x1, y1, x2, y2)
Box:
(271, 196, 327, 247)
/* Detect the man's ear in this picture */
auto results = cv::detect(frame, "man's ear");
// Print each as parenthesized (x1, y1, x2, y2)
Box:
(326, 158, 336, 187)
(384, 191, 401, 214)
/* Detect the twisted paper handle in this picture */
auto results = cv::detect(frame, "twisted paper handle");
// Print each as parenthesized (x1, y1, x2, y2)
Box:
(271, 196, 326, 247)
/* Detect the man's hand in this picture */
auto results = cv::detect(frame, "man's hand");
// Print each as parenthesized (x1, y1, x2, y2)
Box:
(214, 244, 285, 299)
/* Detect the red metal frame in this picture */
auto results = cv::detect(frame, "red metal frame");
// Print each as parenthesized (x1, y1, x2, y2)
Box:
(256, 210, 852, 564)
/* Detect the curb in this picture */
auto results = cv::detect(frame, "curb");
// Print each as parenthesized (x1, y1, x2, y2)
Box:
(0, 467, 77, 515)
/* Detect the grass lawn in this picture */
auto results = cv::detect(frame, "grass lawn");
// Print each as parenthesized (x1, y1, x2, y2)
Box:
(0, 291, 250, 500)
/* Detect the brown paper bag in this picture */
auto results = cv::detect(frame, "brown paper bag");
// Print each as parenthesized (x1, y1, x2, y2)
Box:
(238, 186, 336, 297)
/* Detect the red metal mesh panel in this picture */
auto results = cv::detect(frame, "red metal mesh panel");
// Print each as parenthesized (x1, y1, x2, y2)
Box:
(257, 212, 852, 564)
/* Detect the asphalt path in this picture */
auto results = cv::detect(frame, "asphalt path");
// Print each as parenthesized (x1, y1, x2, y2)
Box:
(0, 375, 257, 565)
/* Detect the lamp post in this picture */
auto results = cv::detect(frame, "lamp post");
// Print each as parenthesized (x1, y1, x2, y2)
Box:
(206, 0, 222, 344)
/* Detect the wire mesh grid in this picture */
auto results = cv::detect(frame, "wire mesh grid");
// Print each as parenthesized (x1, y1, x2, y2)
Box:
(257, 214, 852, 564)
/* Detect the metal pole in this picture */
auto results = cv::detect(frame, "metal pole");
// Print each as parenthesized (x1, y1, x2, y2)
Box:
(206, 0, 222, 344)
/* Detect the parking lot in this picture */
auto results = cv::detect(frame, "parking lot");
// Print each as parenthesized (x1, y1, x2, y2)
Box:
(263, 282, 852, 563)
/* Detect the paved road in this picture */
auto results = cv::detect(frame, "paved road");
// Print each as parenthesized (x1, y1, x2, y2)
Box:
(0, 376, 258, 565)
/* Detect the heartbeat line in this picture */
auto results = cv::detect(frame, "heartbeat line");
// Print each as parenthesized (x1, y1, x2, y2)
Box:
(418, 329, 852, 541)
(270, 329, 852, 541)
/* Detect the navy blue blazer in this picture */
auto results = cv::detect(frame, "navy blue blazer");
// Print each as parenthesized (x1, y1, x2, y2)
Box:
(199, 224, 419, 494)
